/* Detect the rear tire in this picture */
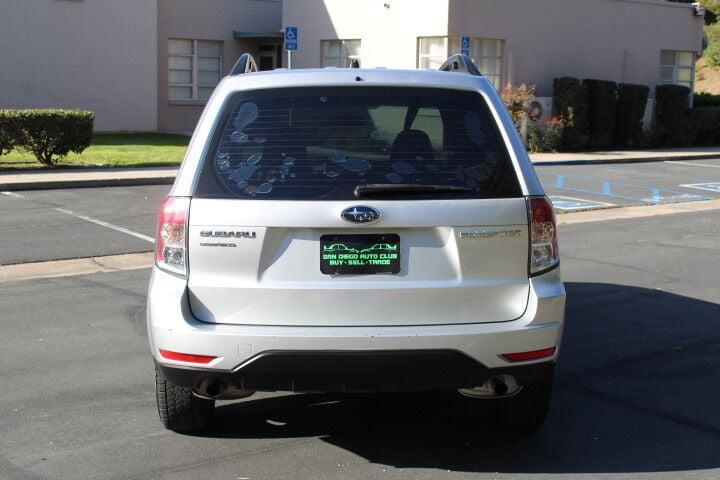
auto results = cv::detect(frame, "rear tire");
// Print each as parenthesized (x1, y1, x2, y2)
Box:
(489, 367, 554, 432)
(155, 370, 215, 433)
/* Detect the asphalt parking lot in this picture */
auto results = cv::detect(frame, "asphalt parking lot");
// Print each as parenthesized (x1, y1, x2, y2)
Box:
(539, 158, 720, 211)
(1, 160, 719, 479)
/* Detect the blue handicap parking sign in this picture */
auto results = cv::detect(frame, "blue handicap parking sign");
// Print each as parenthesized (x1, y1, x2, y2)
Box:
(285, 26, 298, 51)
(680, 182, 720, 193)
(461, 36, 471, 56)
(550, 196, 615, 211)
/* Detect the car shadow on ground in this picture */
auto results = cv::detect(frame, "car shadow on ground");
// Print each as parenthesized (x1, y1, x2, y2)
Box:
(202, 282, 720, 474)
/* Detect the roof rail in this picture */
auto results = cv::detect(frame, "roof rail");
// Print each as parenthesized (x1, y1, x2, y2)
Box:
(438, 54, 482, 77)
(229, 53, 258, 76)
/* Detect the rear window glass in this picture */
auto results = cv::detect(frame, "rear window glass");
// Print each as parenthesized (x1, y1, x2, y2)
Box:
(194, 87, 521, 200)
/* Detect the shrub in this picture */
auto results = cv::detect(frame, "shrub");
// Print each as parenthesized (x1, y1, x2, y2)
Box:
(528, 117, 565, 153)
(694, 92, 720, 107)
(7, 110, 95, 166)
(614, 83, 649, 148)
(501, 84, 536, 129)
(686, 107, 720, 146)
(654, 84, 691, 146)
(705, 24, 720, 67)
(0, 111, 20, 156)
(552, 77, 589, 150)
(583, 79, 618, 149)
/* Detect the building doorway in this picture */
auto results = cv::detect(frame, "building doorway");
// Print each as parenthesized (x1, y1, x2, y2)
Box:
(258, 45, 278, 71)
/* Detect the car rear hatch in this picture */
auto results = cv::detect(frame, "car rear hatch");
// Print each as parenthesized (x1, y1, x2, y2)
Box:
(187, 86, 530, 327)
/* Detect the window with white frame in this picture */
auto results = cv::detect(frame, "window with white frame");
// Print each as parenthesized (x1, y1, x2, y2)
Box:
(418, 36, 504, 89)
(418, 37, 448, 70)
(168, 39, 223, 101)
(321, 39, 361, 67)
(659, 50, 695, 90)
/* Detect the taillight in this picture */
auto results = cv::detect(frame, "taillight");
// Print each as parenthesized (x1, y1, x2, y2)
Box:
(528, 196, 559, 276)
(502, 347, 557, 363)
(155, 197, 190, 276)
(159, 349, 217, 364)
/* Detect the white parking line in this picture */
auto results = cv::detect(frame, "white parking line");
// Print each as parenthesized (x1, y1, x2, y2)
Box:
(679, 183, 720, 193)
(665, 160, 720, 169)
(54, 207, 155, 243)
(1, 191, 27, 199)
(2, 190, 155, 244)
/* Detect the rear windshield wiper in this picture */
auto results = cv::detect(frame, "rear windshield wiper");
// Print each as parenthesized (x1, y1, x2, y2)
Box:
(354, 183, 474, 197)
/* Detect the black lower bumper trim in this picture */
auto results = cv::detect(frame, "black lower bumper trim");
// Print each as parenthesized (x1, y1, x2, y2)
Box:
(156, 350, 554, 394)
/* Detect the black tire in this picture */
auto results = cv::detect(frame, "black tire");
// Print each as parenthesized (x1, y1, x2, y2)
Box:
(488, 367, 554, 432)
(155, 370, 215, 433)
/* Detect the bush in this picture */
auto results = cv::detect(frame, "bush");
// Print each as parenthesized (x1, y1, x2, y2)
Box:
(686, 107, 720, 146)
(654, 84, 691, 146)
(552, 77, 589, 150)
(705, 24, 720, 67)
(501, 84, 536, 129)
(614, 83, 649, 148)
(528, 117, 565, 153)
(583, 79, 618, 149)
(0, 111, 20, 156)
(694, 92, 720, 107)
(4, 110, 95, 166)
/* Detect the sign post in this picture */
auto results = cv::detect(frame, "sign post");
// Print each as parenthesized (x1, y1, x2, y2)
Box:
(461, 36, 471, 57)
(284, 26, 298, 69)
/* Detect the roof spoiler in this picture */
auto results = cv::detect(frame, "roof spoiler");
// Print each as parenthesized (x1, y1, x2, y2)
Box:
(438, 54, 482, 77)
(230, 53, 258, 76)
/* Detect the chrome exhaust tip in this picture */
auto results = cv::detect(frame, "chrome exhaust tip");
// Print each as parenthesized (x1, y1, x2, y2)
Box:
(458, 375, 522, 399)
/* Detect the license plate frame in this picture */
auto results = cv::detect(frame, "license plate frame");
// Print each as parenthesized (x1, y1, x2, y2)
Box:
(320, 234, 401, 275)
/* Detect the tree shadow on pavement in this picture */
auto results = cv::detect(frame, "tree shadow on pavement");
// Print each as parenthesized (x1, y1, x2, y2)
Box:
(205, 282, 720, 474)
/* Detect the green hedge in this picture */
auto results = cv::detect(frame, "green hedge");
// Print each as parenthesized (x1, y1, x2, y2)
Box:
(0, 109, 94, 165)
(0, 112, 20, 156)
(584, 79, 618, 149)
(694, 92, 720, 107)
(552, 77, 589, 150)
(686, 107, 720, 146)
(614, 83, 649, 148)
(654, 84, 691, 147)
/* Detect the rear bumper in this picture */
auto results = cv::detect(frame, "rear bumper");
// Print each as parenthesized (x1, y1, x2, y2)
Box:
(147, 266, 565, 388)
(156, 351, 554, 393)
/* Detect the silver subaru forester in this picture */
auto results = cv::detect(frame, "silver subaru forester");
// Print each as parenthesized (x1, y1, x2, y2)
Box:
(148, 54, 565, 433)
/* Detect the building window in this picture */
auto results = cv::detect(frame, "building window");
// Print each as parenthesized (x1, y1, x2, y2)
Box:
(418, 37, 449, 70)
(659, 50, 695, 90)
(168, 39, 223, 101)
(321, 39, 361, 67)
(418, 37, 504, 89)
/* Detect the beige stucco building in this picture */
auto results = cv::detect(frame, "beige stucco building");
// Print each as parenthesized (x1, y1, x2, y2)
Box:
(284, 0, 705, 96)
(0, 0, 705, 132)
(0, 0, 158, 132)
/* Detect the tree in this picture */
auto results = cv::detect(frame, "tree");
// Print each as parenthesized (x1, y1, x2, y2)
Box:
(699, 0, 720, 24)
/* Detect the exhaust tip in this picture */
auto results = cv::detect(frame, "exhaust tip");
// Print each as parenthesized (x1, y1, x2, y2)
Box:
(489, 377, 509, 396)
(204, 380, 226, 399)
(458, 375, 521, 398)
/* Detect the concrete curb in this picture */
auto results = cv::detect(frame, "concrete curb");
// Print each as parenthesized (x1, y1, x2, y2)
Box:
(0, 176, 176, 191)
(0, 167, 177, 191)
(531, 153, 720, 166)
(0, 252, 153, 283)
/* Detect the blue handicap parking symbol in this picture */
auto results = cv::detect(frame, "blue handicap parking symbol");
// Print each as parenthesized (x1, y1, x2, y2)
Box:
(680, 182, 720, 194)
(285, 26, 298, 51)
(461, 36, 471, 56)
(550, 196, 615, 211)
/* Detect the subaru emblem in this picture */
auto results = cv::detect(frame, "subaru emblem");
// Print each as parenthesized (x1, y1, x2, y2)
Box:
(341, 206, 381, 224)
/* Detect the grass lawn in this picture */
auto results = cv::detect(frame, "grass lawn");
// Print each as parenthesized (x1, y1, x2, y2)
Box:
(0, 132, 190, 169)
